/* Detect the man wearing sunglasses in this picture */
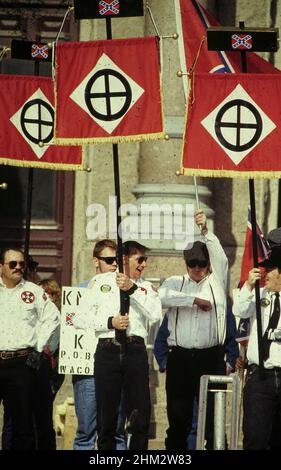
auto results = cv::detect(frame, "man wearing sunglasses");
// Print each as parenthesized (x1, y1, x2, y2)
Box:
(159, 210, 228, 451)
(233, 246, 281, 449)
(72, 239, 126, 450)
(0, 247, 60, 449)
(76, 240, 162, 450)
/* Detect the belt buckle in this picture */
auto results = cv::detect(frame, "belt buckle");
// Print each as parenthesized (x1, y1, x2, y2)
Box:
(0, 351, 12, 360)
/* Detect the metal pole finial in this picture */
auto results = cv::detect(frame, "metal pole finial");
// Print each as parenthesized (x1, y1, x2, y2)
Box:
(162, 33, 179, 40)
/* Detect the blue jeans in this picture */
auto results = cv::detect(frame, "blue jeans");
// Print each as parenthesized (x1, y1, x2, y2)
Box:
(73, 375, 97, 450)
(72, 375, 126, 450)
(187, 399, 198, 450)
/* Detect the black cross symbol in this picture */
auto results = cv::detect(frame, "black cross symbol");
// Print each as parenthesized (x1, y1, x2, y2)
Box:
(84, 69, 132, 122)
(215, 99, 262, 152)
(20, 99, 54, 145)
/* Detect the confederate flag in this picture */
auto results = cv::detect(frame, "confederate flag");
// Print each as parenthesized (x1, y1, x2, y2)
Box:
(54, 37, 164, 144)
(0, 75, 83, 170)
(74, 0, 143, 19)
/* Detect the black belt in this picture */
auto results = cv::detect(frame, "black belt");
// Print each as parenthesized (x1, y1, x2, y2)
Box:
(126, 335, 144, 344)
(0, 348, 31, 360)
(99, 336, 144, 346)
(248, 364, 281, 373)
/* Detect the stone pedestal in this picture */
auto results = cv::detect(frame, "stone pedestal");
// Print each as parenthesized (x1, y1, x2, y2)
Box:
(129, 183, 214, 255)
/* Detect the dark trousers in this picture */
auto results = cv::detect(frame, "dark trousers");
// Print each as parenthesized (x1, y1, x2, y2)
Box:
(243, 366, 281, 450)
(0, 357, 35, 450)
(2, 355, 63, 450)
(165, 345, 225, 451)
(32, 357, 57, 450)
(95, 341, 151, 450)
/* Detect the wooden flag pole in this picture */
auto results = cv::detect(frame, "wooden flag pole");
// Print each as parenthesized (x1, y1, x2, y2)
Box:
(106, 17, 127, 357)
(23, 6, 73, 278)
(23, 57, 39, 279)
(240, 21, 264, 377)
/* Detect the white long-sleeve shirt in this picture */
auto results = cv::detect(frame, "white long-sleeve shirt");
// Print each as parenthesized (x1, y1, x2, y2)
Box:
(233, 284, 281, 368)
(159, 232, 228, 348)
(73, 271, 162, 340)
(0, 277, 60, 352)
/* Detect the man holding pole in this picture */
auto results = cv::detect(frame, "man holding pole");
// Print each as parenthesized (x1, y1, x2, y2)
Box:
(75, 241, 162, 450)
(233, 248, 281, 449)
(72, 239, 125, 450)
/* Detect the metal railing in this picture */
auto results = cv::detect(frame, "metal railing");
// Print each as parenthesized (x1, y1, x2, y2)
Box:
(196, 374, 240, 450)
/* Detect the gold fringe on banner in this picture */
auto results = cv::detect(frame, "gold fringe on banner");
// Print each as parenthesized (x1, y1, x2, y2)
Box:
(53, 132, 165, 146)
(181, 167, 281, 180)
(0, 154, 85, 171)
(159, 37, 166, 141)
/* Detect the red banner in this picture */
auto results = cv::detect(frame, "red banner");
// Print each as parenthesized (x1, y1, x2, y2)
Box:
(0, 75, 83, 170)
(239, 208, 270, 287)
(182, 73, 281, 178)
(54, 36, 164, 144)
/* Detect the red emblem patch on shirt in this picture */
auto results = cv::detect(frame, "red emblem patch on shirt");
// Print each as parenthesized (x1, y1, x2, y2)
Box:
(21, 291, 35, 304)
(66, 312, 75, 326)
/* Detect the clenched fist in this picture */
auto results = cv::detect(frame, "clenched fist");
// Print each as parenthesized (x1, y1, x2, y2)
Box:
(116, 273, 133, 291)
(195, 210, 207, 235)
(112, 313, 129, 330)
(193, 297, 212, 311)
(246, 268, 261, 291)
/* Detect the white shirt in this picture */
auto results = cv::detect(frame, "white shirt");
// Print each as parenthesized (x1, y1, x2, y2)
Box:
(73, 272, 162, 340)
(233, 284, 281, 368)
(159, 231, 228, 348)
(0, 277, 60, 352)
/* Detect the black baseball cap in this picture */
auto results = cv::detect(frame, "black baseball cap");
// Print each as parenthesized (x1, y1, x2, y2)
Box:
(183, 241, 209, 263)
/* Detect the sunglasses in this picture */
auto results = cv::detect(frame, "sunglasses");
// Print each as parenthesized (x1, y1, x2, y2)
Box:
(186, 259, 209, 268)
(4, 260, 26, 270)
(97, 256, 117, 265)
(136, 256, 148, 264)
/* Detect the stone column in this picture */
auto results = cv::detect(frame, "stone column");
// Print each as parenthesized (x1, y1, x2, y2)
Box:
(130, 0, 215, 279)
